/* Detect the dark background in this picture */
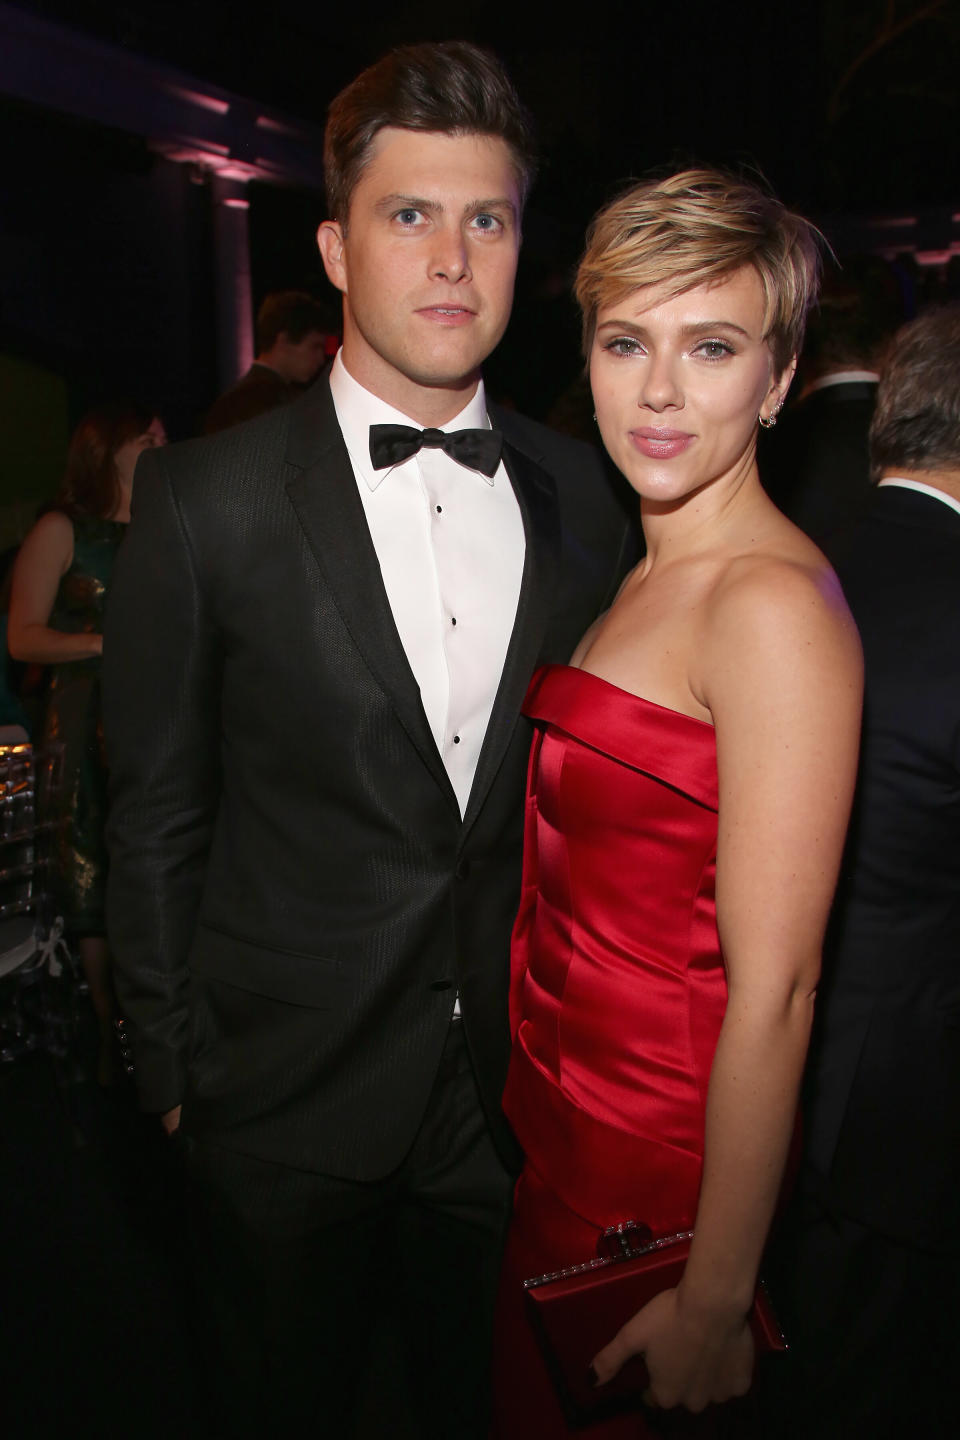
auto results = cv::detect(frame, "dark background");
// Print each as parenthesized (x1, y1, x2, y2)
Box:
(1, 0, 958, 513)
(19, 0, 957, 211)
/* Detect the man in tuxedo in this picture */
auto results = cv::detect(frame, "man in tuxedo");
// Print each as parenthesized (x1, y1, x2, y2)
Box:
(104, 41, 633, 1439)
(770, 305, 960, 1438)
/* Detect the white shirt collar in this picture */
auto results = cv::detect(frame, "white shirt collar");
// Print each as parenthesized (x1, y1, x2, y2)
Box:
(800, 370, 880, 400)
(878, 477, 960, 519)
(328, 351, 494, 491)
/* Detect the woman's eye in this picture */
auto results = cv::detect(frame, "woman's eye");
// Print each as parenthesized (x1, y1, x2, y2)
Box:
(695, 339, 735, 360)
(603, 337, 643, 357)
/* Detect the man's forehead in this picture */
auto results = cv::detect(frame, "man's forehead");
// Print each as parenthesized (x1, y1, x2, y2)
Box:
(358, 127, 520, 200)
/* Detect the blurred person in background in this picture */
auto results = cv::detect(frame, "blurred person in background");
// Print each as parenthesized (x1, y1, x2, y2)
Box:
(761, 257, 901, 547)
(0, 555, 33, 741)
(768, 304, 960, 1440)
(7, 401, 166, 1083)
(203, 289, 337, 434)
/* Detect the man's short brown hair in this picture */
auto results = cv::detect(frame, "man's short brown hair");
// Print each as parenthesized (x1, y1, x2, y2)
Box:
(323, 41, 537, 225)
(870, 305, 960, 480)
(256, 292, 334, 353)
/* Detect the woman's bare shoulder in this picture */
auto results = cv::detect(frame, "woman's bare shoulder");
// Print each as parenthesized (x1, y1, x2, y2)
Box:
(714, 542, 851, 629)
(16, 510, 74, 566)
(697, 545, 862, 709)
(28, 508, 73, 540)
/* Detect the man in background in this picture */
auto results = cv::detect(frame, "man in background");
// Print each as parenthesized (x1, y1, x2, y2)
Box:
(203, 289, 335, 433)
(761, 259, 899, 546)
(772, 305, 960, 1438)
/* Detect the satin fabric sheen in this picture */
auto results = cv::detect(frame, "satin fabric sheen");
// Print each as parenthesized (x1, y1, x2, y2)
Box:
(493, 664, 727, 1438)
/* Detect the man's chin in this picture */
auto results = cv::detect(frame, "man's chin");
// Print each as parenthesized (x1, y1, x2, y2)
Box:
(397, 356, 487, 395)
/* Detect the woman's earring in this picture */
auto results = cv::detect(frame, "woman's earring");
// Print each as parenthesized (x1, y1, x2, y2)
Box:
(759, 403, 782, 430)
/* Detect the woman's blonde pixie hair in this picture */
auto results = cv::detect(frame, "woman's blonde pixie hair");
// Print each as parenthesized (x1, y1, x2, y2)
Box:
(576, 167, 823, 375)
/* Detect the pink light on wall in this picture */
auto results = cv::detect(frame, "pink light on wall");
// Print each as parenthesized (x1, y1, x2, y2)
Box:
(163, 83, 230, 116)
(212, 175, 254, 385)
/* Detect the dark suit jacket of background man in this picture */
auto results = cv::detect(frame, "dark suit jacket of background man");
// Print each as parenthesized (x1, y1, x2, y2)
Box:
(761, 379, 878, 547)
(803, 483, 960, 1247)
(103, 375, 635, 1178)
(203, 360, 299, 435)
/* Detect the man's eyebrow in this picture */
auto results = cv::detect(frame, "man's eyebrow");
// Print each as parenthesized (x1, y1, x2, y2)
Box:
(374, 193, 439, 215)
(463, 197, 518, 220)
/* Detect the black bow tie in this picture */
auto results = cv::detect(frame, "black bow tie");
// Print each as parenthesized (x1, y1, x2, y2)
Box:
(369, 423, 503, 479)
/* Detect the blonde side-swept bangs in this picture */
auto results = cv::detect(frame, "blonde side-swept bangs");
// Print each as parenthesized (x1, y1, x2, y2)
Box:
(576, 168, 823, 376)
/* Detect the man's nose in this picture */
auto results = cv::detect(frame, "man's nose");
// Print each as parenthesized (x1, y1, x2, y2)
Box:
(430, 226, 472, 283)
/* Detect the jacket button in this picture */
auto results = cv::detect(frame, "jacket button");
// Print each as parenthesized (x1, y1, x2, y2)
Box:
(455, 859, 471, 881)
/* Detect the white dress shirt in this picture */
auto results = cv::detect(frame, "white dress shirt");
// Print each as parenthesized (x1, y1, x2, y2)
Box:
(329, 352, 525, 817)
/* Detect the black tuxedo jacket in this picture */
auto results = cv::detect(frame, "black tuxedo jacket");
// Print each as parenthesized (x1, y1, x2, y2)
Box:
(761, 380, 877, 546)
(803, 485, 960, 1249)
(103, 377, 635, 1180)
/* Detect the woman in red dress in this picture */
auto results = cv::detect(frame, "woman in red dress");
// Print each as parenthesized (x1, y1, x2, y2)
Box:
(493, 170, 863, 1436)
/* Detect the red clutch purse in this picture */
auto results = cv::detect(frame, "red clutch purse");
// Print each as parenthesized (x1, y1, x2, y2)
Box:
(524, 1223, 787, 1423)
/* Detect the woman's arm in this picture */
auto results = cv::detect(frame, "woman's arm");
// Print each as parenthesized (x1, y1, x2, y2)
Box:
(7, 512, 102, 663)
(592, 560, 863, 1412)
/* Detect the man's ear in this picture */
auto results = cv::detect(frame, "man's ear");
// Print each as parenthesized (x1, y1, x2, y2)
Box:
(317, 221, 347, 294)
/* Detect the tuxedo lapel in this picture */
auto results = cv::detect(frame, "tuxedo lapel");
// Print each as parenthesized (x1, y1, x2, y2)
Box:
(283, 382, 458, 810)
(462, 438, 560, 833)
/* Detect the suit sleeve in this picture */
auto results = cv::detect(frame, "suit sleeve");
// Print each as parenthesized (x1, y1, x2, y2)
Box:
(103, 448, 222, 1113)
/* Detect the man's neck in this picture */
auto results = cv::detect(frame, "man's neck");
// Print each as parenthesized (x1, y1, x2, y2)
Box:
(338, 347, 481, 428)
(253, 355, 288, 382)
(798, 369, 879, 401)
(880, 467, 960, 504)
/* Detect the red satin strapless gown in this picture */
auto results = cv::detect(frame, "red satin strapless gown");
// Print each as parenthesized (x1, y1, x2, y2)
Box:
(492, 664, 727, 1438)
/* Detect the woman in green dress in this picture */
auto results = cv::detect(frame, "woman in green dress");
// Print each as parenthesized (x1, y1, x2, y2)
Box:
(8, 402, 166, 1081)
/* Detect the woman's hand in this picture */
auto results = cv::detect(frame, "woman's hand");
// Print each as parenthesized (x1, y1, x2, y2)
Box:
(591, 1285, 754, 1413)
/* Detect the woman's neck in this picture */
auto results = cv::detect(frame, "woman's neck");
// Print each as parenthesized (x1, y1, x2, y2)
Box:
(640, 457, 765, 568)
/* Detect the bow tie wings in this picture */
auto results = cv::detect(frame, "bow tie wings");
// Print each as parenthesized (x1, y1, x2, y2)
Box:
(369, 423, 503, 479)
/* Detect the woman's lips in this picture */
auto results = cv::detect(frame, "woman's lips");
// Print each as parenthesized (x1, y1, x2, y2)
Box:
(628, 428, 694, 459)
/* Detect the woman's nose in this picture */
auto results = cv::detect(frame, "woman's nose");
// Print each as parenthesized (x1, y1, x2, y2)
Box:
(639, 353, 682, 411)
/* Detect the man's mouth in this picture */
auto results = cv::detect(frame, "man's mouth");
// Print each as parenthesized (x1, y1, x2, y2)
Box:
(417, 305, 476, 325)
